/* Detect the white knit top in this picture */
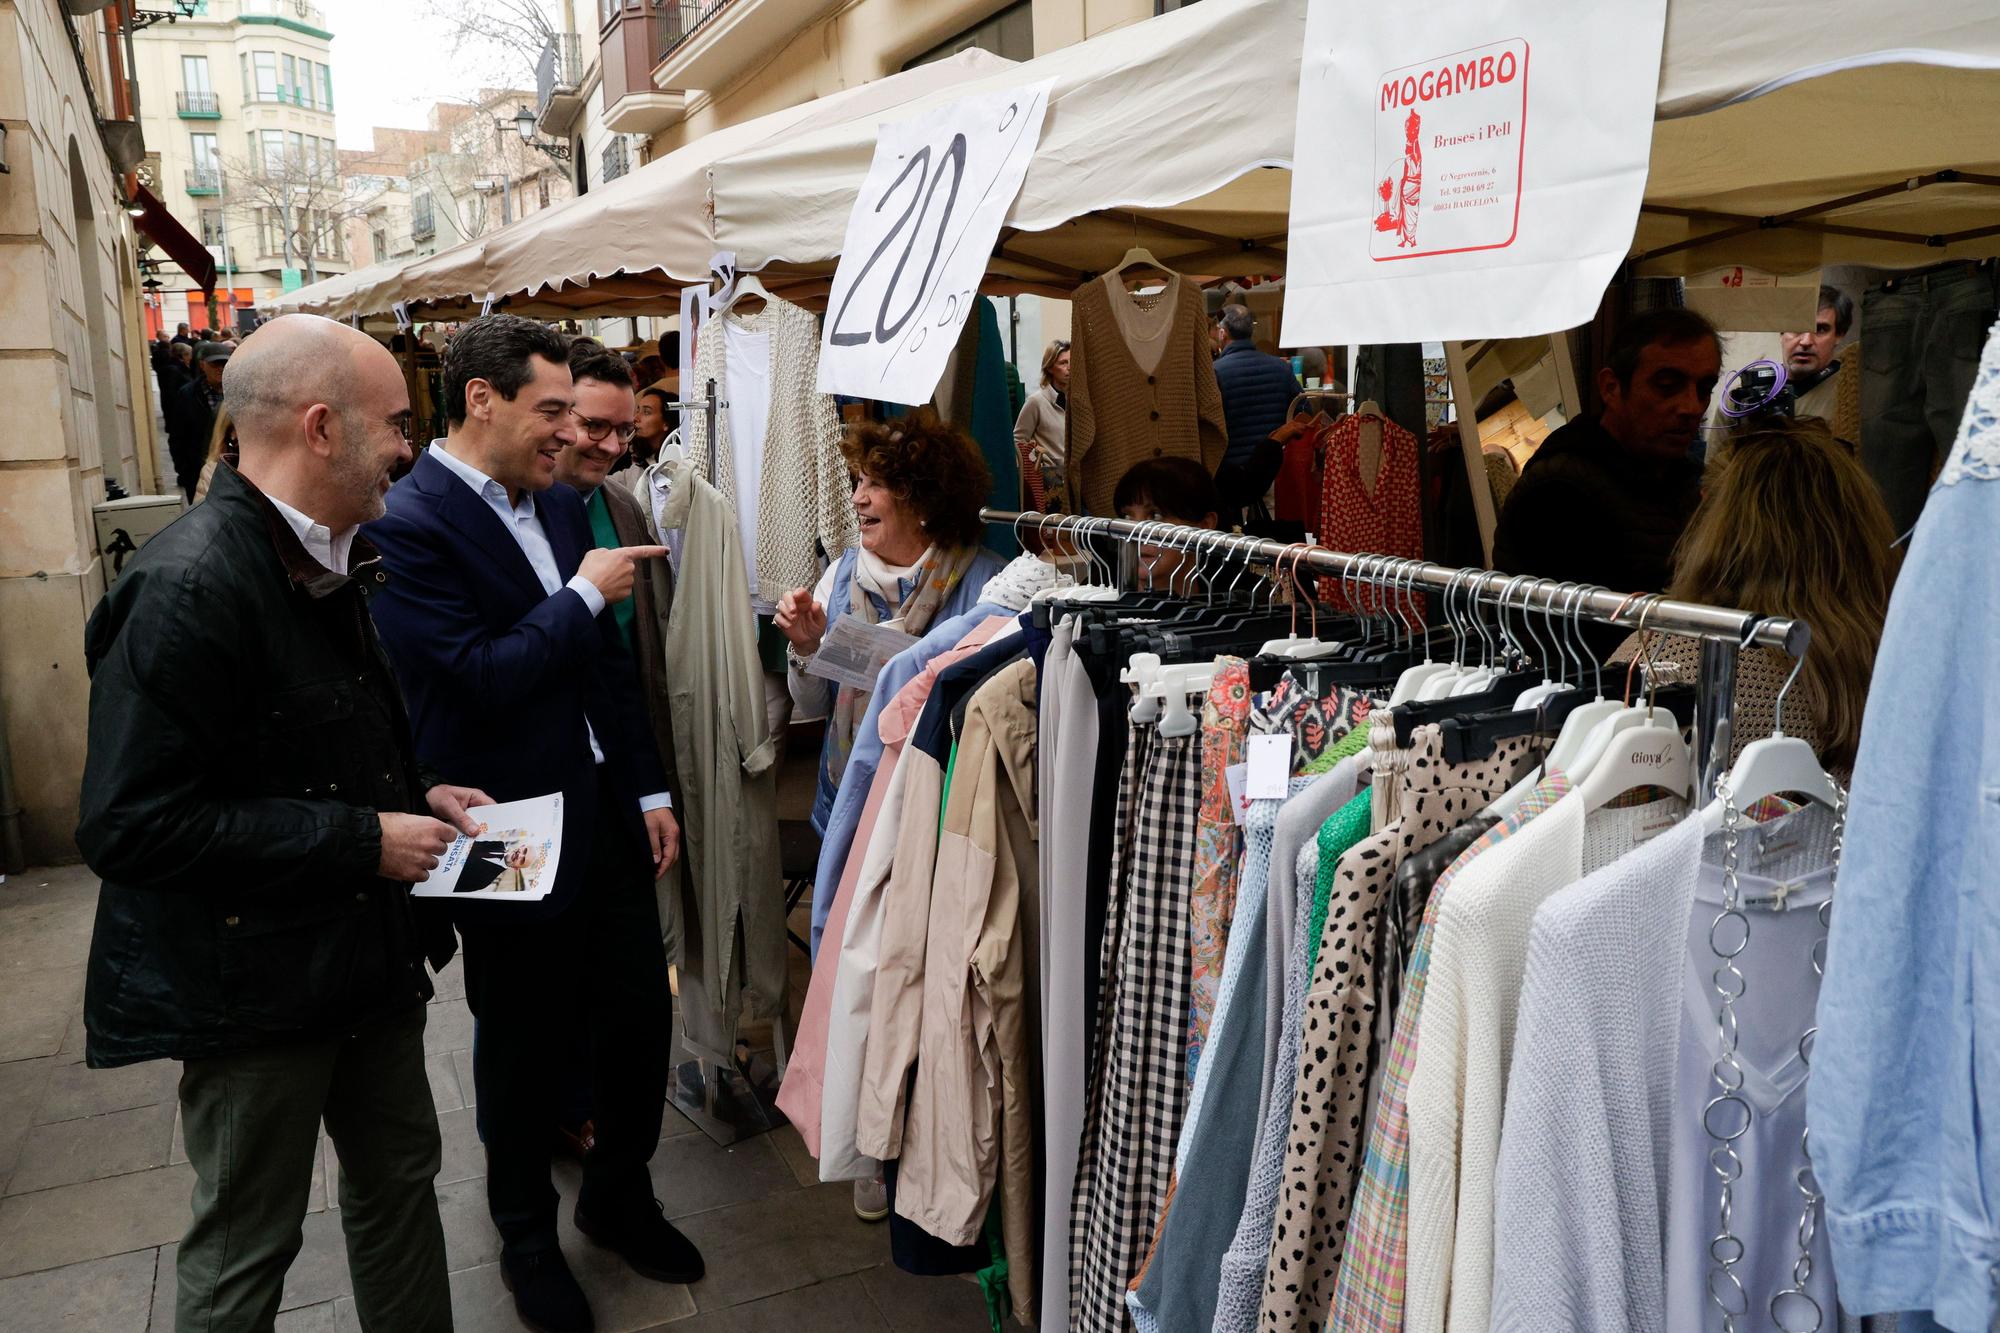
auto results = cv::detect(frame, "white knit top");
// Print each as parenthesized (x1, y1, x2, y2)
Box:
(1487, 816, 1702, 1332)
(1405, 792, 1685, 1333)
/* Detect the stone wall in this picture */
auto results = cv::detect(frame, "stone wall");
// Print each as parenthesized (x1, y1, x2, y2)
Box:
(0, 0, 147, 863)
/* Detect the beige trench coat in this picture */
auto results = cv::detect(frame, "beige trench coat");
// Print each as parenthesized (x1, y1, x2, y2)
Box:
(641, 457, 784, 1050)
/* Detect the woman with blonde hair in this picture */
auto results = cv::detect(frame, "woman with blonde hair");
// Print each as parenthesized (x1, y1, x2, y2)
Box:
(190, 405, 237, 504)
(1013, 338, 1069, 508)
(1615, 415, 1896, 771)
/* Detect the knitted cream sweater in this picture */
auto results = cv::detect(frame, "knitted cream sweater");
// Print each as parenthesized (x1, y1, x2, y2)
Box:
(1405, 794, 1591, 1333)
(688, 296, 859, 605)
(1487, 818, 1702, 1333)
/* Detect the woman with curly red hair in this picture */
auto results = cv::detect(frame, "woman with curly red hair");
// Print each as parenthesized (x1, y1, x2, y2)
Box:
(775, 409, 1005, 833)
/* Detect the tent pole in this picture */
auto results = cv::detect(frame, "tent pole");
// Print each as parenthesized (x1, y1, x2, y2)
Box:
(1443, 340, 1498, 565)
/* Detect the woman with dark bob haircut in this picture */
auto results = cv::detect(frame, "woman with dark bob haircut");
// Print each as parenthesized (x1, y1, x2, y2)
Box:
(775, 408, 1006, 833)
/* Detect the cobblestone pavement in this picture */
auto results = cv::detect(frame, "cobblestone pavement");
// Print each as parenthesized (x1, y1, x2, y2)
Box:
(0, 863, 1016, 1332)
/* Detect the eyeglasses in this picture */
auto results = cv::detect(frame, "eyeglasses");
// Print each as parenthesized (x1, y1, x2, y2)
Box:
(570, 410, 637, 444)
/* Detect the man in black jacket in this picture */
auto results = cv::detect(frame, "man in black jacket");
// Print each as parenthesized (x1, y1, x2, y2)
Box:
(168, 340, 230, 500)
(1492, 307, 1721, 655)
(77, 314, 488, 1332)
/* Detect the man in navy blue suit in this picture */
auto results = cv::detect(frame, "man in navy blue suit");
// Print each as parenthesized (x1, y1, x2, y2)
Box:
(366, 314, 696, 1333)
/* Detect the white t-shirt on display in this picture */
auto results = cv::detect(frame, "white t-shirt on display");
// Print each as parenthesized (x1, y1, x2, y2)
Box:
(724, 323, 773, 613)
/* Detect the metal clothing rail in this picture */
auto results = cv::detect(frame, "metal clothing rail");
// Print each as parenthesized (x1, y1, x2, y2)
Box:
(982, 508, 1812, 796)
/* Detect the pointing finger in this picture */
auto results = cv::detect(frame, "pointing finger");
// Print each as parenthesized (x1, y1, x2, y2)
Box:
(616, 545, 670, 561)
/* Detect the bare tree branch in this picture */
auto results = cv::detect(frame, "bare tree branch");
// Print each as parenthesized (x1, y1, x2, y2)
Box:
(420, 0, 557, 87)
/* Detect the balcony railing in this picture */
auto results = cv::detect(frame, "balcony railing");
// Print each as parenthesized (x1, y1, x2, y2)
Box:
(537, 32, 582, 108)
(186, 167, 221, 194)
(658, 0, 734, 63)
(176, 91, 221, 118)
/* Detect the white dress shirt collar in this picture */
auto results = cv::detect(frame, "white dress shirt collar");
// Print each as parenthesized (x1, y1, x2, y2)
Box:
(265, 493, 356, 576)
(428, 440, 531, 517)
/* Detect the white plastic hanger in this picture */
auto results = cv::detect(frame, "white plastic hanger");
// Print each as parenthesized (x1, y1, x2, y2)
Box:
(1697, 634, 1838, 834)
(1487, 585, 1633, 815)
(1511, 578, 1575, 712)
(1570, 598, 1694, 811)
(1391, 562, 1455, 704)
(1110, 246, 1173, 291)
(717, 272, 771, 316)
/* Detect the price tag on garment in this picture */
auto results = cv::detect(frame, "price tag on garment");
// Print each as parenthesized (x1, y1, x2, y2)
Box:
(1225, 763, 1253, 825)
(1281, 0, 1667, 344)
(803, 614, 921, 692)
(816, 80, 1056, 406)
(1245, 734, 1293, 801)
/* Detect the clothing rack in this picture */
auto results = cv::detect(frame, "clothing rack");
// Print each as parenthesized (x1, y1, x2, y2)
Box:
(982, 508, 1809, 797)
(668, 377, 727, 484)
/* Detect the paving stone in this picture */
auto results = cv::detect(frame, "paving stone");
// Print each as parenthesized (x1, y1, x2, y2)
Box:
(670, 1180, 885, 1311)
(272, 1300, 343, 1331)
(859, 1262, 1029, 1332)
(0, 1163, 194, 1278)
(648, 1133, 797, 1222)
(35, 1059, 178, 1125)
(422, 999, 474, 1056)
(450, 1049, 477, 1106)
(277, 1208, 354, 1311)
(0, 968, 80, 1065)
(0, 1058, 53, 1195)
(0, 1246, 155, 1332)
(437, 1176, 502, 1274)
(424, 1049, 464, 1114)
(6, 1100, 177, 1195)
(766, 1125, 818, 1190)
(429, 956, 465, 1003)
(449, 1255, 697, 1333)
(672, 1270, 884, 1331)
(436, 1107, 484, 1187)
(146, 1243, 173, 1332)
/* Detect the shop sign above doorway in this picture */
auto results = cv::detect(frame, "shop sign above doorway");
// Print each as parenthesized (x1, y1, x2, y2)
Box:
(816, 81, 1055, 405)
(1282, 0, 1667, 345)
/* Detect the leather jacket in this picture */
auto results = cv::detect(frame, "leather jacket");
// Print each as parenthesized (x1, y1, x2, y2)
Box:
(77, 463, 450, 1068)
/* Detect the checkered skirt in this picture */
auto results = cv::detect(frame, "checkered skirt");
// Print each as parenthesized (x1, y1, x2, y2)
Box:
(1068, 718, 1203, 1333)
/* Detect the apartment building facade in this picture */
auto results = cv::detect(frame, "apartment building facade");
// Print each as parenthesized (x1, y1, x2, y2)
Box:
(130, 0, 351, 330)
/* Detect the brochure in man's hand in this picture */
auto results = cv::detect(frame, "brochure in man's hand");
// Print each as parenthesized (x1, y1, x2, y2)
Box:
(414, 793, 563, 901)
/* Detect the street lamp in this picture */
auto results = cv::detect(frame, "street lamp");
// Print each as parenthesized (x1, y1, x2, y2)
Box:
(498, 103, 572, 164)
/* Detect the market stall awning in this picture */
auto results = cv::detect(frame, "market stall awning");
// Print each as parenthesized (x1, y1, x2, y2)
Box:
(711, 0, 1302, 291)
(270, 46, 1016, 322)
(130, 182, 217, 292)
(712, 0, 2000, 288)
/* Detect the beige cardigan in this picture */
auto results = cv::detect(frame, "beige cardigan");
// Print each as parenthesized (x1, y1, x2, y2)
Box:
(1064, 274, 1227, 515)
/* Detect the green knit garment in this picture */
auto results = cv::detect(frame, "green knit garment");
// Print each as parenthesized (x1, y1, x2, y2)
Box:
(1308, 789, 1376, 975)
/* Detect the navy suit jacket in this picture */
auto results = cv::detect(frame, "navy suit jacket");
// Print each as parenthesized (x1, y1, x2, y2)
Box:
(364, 448, 669, 921)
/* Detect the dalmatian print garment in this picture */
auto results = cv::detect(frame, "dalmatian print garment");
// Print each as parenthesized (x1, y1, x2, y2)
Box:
(1256, 724, 1537, 1332)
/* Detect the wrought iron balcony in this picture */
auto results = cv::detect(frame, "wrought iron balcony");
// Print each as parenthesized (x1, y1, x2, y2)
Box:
(185, 166, 221, 194)
(176, 91, 221, 118)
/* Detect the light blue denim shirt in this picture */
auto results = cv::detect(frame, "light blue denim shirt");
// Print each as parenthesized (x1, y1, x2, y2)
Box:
(1811, 318, 2000, 1331)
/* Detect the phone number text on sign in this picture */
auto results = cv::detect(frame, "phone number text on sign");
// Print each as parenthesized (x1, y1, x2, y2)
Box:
(816, 81, 1054, 406)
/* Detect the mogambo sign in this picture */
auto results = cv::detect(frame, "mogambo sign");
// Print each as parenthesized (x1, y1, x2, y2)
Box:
(1283, 0, 1667, 344)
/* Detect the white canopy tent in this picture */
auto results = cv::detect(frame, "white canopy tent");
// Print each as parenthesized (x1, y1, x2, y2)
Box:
(275, 0, 2000, 321)
(269, 46, 1016, 322)
(710, 0, 2000, 288)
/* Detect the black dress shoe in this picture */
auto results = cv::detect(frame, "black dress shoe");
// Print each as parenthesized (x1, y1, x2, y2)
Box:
(500, 1247, 595, 1333)
(574, 1196, 705, 1284)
